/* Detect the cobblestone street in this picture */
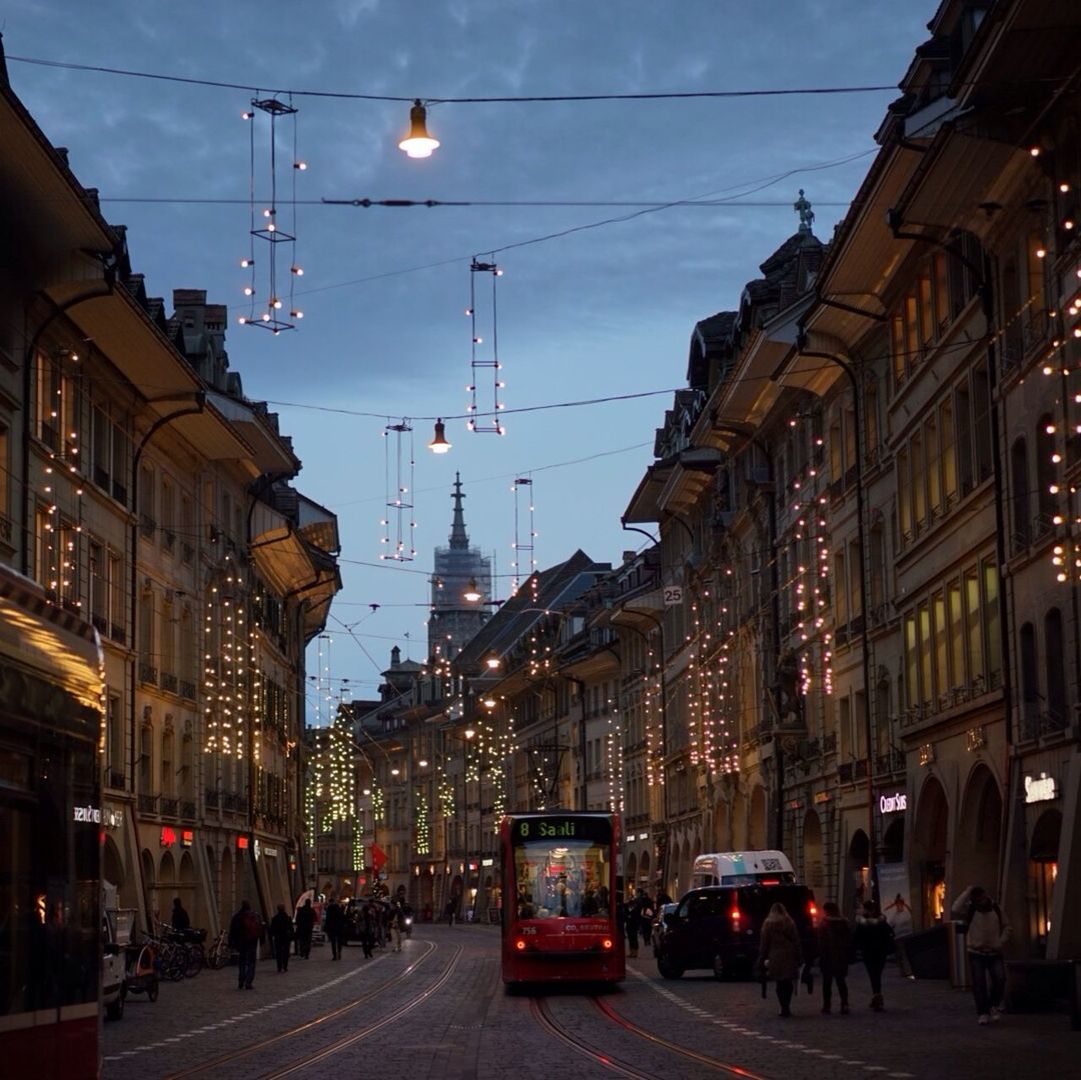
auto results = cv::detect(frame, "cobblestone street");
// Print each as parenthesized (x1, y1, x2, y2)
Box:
(104, 925, 1077, 1080)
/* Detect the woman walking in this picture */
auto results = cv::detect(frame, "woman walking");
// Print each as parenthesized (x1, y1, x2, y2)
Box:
(817, 901, 851, 1014)
(757, 902, 803, 1017)
(855, 899, 894, 1011)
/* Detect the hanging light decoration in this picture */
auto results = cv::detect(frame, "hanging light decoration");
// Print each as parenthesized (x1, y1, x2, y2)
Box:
(379, 420, 417, 562)
(241, 96, 304, 333)
(463, 577, 482, 603)
(428, 418, 452, 454)
(510, 476, 537, 595)
(466, 257, 506, 435)
(398, 99, 440, 159)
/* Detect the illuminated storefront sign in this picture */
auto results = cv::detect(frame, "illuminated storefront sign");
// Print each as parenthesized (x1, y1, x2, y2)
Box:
(181, 830, 194, 847)
(160, 826, 177, 847)
(878, 791, 907, 815)
(237, 835, 249, 849)
(73, 805, 101, 823)
(1025, 773, 1057, 804)
(263, 846, 278, 857)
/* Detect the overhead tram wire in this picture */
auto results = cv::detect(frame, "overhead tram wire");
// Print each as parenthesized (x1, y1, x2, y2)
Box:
(94, 196, 851, 208)
(6, 55, 900, 102)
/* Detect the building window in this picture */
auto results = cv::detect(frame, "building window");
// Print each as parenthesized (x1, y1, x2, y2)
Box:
(162, 727, 175, 797)
(1045, 608, 1066, 722)
(1019, 623, 1038, 707)
(1011, 437, 1031, 550)
(139, 464, 156, 539)
(108, 550, 124, 642)
(89, 539, 106, 631)
(108, 692, 124, 782)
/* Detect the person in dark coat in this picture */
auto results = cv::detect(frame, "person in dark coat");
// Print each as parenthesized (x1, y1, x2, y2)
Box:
(757, 901, 803, 1017)
(324, 897, 345, 960)
(359, 902, 375, 958)
(171, 897, 191, 932)
(854, 900, 894, 1011)
(817, 901, 852, 1014)
(228, 899, 263, 990)
(269, 904, 294, 972)
(295, 899, 316, 959)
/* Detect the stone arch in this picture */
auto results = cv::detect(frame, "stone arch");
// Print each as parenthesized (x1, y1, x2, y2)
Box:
(712, 799, 730, 852)
(732, 787, 747, 848)
(103, 834, 124, 890)
(141, 848, 157, 925)
(881, 816, 905, 864)
(1029, 807, 1062, 947)
(178, 850, 198, 927)
(845, 829, 869, 918)
(640, 851, 651, 887)
(749, 786, 767, 849)
(954, 763, 1002, 896)
(803, 810, 824, 892)
(219, 847, 235, 926)
(911, 774, 949, 925)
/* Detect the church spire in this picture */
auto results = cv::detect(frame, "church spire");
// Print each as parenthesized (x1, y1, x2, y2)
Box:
(449, 472, 469, 549)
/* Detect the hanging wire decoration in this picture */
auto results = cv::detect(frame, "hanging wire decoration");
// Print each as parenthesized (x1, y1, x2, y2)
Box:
(380, 420, 417, 561)
(239, 95, 305, 333)
(510, 475, 537, 596)
(466, 256, 506, 434)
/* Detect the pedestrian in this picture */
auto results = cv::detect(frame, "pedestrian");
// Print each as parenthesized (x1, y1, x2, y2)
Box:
(624, 891, 640, 958)
(757, 901, 803, 1018)
(170, 897, 191, 933)
(324, 896, 345, 960)
(445, 896, 458, 927)
(951, 884, 1012, 1025)
(389, 901, 404, 953)
(269, 903, 294, 973)
(359, 902, 375, 958)
(228, 899, 263, 990)
(854, 899, 894, 1011)
(817, 901, 851, 1014)
(295, 898, 315, 959)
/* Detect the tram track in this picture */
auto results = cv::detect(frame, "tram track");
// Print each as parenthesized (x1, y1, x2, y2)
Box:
(530, 993, 771, 1079)
(259, 942, 463, 1078)
(163, 941, 453, 1079)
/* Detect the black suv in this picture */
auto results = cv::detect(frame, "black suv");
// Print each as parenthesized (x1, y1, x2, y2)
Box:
(654, 883, 818, 980)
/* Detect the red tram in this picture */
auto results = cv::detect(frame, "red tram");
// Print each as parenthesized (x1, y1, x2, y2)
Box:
(0, 566, 105, 1077)
(500, 812, 625, 984)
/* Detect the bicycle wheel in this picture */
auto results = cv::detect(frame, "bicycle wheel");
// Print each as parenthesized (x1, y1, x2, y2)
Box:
(185, 944, 205, 978)
(163, 946, 186, 981)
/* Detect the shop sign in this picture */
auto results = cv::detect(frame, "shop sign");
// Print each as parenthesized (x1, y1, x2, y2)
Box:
(1024, 773, 1057, 804)
(663, 586, 683, 606)
(181, 830, 194, 847)
(103, 807, 124, 829)
(481, 857, 494, 867)
(160, 826, 177, 847)
(786, 799, 803, 810)
(813, 791, 831, 805)
(73, 804, 101, 824)
(263, 846, 278, 857)
(637, 832, 649, 841)
(878, 791, 907, 815)
(237, 835, 249, 850)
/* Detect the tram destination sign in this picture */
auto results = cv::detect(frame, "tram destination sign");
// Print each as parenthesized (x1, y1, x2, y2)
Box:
(513, 815, 612, 843)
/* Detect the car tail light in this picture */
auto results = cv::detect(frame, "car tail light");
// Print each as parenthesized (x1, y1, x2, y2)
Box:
(515, 939, 527, 951)
(807, 902, 818, 924)
(729, 905, 741, 926)
(602, 938, 613, 950)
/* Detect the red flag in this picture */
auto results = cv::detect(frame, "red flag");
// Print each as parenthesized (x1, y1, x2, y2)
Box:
(370, 843, 387, 874)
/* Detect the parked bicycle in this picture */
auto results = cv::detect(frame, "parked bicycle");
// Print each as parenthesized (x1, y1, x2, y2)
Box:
(207, 928, 236, 970)
(156, 922, 207, 979)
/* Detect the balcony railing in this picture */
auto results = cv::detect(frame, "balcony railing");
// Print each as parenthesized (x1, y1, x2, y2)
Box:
(161, 672, 179, 694)
(181, 800, 196, 820)
(180, 680, 197, 701)
(107, 769, 126, 790)
(205, 788, 219, 809)
(161, 797, 179, 818)
(137, 793, 159, 814)
(138, 662, 158, 686)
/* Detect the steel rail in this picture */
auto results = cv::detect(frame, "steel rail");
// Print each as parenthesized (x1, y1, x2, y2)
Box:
(163, 942, 439, 1079)
(260, 944, 463, 1078)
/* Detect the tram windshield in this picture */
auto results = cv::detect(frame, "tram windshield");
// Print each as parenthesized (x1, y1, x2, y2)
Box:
(511, 817, 611, 920)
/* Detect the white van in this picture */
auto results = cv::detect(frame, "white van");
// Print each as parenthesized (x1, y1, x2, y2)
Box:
(690, 851, 796, 889)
